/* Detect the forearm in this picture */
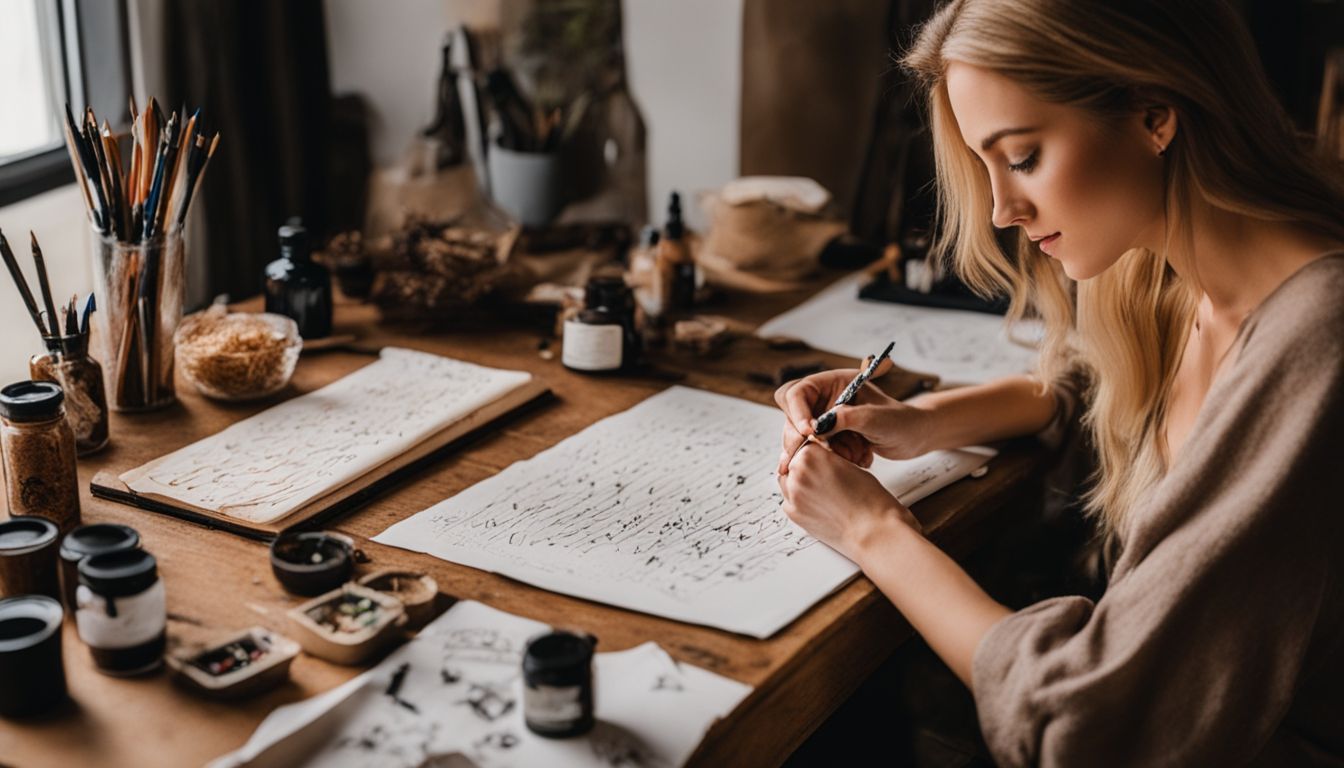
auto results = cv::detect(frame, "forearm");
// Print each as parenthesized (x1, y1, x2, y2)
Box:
(854, 516, 1011, 688)
(908, 375, 1057, 450)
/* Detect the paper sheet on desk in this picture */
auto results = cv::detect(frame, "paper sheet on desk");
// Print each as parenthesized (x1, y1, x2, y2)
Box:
(209, 600, 753, 768)
(375, 387, 995, 638)
(756, 273, 1042, 385)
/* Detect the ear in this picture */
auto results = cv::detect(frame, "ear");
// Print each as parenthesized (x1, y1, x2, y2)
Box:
(1142, 104, 1178, 155)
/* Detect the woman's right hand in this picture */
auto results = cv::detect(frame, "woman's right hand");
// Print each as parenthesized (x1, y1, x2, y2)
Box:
(774, 369, 936, 476)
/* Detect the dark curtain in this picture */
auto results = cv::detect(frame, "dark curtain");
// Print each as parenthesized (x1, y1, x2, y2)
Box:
(165, 0, 333, 301)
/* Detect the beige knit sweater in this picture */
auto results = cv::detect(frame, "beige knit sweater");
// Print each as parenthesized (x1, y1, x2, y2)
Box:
(973, 253, 1344, 767)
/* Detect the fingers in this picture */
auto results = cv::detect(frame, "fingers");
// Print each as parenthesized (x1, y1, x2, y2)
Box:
(778, 420, 809, 475)
(829, 431, 865, 466)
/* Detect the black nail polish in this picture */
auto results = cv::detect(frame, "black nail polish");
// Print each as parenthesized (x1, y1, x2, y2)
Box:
(814, 410, 836, 435)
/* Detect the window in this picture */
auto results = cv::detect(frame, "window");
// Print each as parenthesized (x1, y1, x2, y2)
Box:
(0, 1, 64, 162)
(0, 0, 131, 207)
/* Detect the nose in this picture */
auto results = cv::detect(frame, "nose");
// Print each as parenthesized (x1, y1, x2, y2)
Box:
(990, 177, 1032, 230)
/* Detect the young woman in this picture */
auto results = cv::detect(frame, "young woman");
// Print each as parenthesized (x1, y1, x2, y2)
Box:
(774, 1, 1344, 764)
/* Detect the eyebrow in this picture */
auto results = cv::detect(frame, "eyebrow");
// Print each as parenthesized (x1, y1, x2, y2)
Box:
(980, 126, 1039, 151)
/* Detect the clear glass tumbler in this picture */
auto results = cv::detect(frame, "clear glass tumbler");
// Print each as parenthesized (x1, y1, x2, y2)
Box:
(89, 232, 185, 411)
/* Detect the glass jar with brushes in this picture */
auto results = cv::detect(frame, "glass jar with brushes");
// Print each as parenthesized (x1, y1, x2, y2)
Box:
(29, 299, 110, 455)
(59, 99, 219, 411)
(90, 231, 185, 412)
(0, 230, 110, 452)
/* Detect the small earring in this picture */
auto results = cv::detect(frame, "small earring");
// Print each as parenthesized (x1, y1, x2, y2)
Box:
(1157, 144, 1168, 157)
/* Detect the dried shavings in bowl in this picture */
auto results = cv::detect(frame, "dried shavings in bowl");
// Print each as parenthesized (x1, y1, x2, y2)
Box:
(175, 305, 298, 399)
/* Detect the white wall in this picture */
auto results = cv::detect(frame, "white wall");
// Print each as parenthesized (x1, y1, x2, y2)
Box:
(623, 0, 742, 229)
(324, 0, 501, 169)
(0, 184, 95, 386)
(323, 0, 741, 228)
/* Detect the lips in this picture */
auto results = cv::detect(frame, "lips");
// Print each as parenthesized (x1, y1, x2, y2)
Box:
(1033, 232, 1061, 255)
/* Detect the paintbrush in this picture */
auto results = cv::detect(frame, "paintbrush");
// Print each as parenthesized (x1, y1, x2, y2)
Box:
(0, 229, 52, 339)
(29, 232, 62, 344)
(80, 292, 96, 336)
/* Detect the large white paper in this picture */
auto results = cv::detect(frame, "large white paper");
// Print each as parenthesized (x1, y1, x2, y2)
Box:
(375, 387, 993, 638)
(756, 273, 1042, 385)
(209, 600, 753, 768)
(120, 348, 534, 524)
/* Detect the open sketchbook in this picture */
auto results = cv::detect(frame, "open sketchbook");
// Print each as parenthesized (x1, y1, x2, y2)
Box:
(757, 272, 1042, 386)
(93, 348, 550, 539)
(376, 387, 994, 638)
(209, 600, 753, 768)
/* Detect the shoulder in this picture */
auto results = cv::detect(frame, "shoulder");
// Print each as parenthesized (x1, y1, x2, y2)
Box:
(1237, 253, 1344, 367)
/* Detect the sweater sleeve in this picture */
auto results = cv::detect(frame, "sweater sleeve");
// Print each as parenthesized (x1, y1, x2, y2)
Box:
(971, 295, 1343, 767)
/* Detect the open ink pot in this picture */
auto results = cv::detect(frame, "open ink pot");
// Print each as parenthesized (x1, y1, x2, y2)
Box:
(522, 630, 597, 738)
(0, 595, 67, 717)
(269, 531, 354, 596)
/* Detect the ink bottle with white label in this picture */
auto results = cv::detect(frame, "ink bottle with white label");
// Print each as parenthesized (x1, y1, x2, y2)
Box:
(523, 630, 596, 738)
(562, 309, 625, 373)
(75, 548, 166, 676)
(563, 276, 637, 373)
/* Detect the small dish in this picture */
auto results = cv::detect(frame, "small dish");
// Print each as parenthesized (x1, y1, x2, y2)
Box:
(175, 308, 301, 401)
(270, 531, 354, 596)
(357, 569, 439, 630)
(286, 583, 405, 665)
(168, 626, 300, 698)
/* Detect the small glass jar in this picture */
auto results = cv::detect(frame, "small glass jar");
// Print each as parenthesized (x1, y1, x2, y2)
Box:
(563, 309, 626, 373)
(30, 335, 110, 456)
(522, 630, 596, 738)
(0, 381, 81, 535)
(76, 548, 166, 676)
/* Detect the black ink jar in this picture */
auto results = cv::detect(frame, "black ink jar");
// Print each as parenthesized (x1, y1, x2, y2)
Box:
(75, 548, 166, 676)
(264, 221, 333, 339)
(563, 276, 639, 374)
(58, 523, 140, 612)
(0, 595, 67, 717)
(269, 531, 355, 596)
(522, 630, 596, 738)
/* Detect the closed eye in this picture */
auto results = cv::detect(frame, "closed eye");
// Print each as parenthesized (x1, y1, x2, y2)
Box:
(1008, 150, 1038, 174)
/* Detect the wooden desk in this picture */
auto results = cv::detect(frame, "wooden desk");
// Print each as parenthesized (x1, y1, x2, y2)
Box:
(0, 284, 1047, 767)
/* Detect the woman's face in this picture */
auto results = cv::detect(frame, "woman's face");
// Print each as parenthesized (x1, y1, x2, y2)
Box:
(945, 62, 1171, 280)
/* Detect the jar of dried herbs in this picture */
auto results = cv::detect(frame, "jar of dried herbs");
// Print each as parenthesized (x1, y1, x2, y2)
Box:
(30, 336, 110, 456)
(0, 381, 81, 535)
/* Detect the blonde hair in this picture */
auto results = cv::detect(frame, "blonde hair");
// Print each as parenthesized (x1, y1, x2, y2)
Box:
(903, 0, 1344, 533)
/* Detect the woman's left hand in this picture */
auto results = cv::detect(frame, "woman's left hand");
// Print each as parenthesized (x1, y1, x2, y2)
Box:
(778, 441, 923, 563)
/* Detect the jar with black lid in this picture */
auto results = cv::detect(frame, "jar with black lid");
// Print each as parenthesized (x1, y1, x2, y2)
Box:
(563, 276, 639, 374)
(76, 548, 165, 676)
(0, 381, 80, 535)
(522, 630, 596, 738)
(58, 524, 140, 613)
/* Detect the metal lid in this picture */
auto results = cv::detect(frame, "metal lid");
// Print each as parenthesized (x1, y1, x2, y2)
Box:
(0, 381, 64, 422)
(78, 548, 158, 598)
(60, 524, 140, 563)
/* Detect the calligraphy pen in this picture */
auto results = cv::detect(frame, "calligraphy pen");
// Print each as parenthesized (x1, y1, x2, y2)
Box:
(785, 341, 894, 467)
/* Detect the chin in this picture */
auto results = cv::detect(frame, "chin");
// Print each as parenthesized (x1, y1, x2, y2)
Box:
(1058, 253, 1110, 281)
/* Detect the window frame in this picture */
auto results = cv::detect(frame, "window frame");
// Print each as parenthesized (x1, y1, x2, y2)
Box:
(0, 0, 132, 208)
